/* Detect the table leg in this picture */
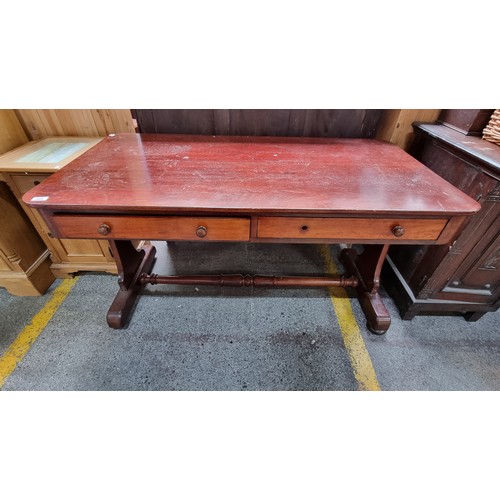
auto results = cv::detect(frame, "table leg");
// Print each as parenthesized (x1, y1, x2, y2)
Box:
(107, 240, 156, 328)
(340, 244, 391, 335)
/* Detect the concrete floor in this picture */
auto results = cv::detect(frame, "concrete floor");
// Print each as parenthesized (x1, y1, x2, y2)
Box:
(1, 242, 499, 390)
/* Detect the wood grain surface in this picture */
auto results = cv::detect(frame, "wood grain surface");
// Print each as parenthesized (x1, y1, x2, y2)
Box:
(50, 215, 251, 241)
(23, 134, 480, 217)
(134, 109, 382, 138)
(257, 217, 447, 241)
(0, 110, 29, 155)
(375, 109, 441, 150)
(15, 110, 135, 140)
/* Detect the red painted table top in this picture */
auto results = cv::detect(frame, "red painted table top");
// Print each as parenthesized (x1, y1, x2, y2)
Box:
(23, 134, 480, 216)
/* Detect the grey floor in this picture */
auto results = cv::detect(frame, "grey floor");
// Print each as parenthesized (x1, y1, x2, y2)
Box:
(1, 242, 499, 390)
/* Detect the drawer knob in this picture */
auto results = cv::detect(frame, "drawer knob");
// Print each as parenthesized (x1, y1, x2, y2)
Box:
(97, 223, 111, 235)
(196, 225, 208, 238)
(392, 225, 405, 237)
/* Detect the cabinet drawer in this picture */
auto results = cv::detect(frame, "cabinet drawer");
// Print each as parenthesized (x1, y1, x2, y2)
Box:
(51, 215, 251, 241)
(257, 217, 447, 241)
(11, 174, 50, 195)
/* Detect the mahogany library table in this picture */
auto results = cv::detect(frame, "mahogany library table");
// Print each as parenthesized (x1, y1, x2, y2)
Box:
(23, 134, 480, 334)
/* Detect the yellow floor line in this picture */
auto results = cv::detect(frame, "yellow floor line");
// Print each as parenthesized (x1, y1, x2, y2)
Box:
(0, 277, 80, 389)
(319, 245, 381, 391)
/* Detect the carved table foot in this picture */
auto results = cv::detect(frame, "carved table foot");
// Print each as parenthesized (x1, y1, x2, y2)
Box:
(107, 240, 156, 328)
(340, 245, 391, 335)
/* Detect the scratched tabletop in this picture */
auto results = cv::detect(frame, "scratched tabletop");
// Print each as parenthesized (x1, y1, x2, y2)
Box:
(23, 134, 479, 216)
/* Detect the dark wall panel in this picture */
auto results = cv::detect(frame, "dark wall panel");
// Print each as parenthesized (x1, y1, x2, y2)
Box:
(134, 110, 383, 138)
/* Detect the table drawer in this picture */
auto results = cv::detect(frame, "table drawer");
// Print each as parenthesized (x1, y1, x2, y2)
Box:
(257, 217, 447, 241)
(51, 215, 251, 241)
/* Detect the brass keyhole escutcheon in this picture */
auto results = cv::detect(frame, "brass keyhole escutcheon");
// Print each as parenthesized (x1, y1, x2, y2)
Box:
(97, 223, 111, 235)
(196, 225, 208, 238)
(392, 225, 405, 237)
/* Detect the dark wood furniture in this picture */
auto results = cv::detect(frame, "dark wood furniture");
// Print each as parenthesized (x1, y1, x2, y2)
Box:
(438, 109, 494, 136)
(22, 134, 480, 333)
(383, 123, 500, 321)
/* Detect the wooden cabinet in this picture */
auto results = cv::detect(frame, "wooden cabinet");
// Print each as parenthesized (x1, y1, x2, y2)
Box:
(0, 109, 55, 296)
(0, 137, 117, 278)
(383, 123, 500, 320)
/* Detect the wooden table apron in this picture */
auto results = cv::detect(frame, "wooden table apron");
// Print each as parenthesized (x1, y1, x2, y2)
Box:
(22, 134, 480, 334)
